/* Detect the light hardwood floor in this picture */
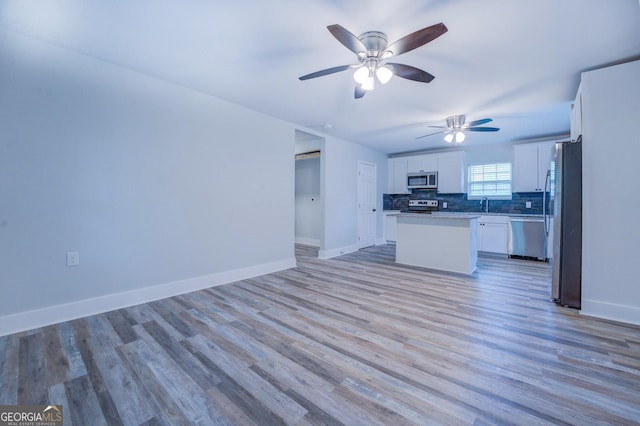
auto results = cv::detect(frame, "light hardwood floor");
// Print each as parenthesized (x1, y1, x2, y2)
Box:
(1, 244, 639, 425)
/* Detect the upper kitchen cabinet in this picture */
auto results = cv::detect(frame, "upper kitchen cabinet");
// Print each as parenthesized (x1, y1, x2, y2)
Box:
(437, 151, 465, 194)
(388, 151, 465, 194)
(387, 157, 409, 194)
(513, 141, 555, 192)
(407, 154, 438, 174)
(570, 83, 583, 141)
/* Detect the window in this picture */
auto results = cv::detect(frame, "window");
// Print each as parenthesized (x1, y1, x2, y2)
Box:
(468, 163, 512, 199)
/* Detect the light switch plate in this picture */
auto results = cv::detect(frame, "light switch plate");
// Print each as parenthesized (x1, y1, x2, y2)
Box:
(67, 251, 80, 267)
(443, 202, 448, 209)
(526, 201, 532, 208)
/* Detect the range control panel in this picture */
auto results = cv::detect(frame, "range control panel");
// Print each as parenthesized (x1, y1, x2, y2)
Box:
(409, 199, 438, 208)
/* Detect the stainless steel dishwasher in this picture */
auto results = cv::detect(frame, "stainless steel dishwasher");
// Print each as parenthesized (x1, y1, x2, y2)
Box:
(508, 217, 546, 260)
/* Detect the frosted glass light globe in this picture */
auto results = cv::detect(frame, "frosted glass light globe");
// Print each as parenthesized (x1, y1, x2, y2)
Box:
(376, 65, 393, 84)
(361, 76, 375, 91)
(353, 66, 369, 84)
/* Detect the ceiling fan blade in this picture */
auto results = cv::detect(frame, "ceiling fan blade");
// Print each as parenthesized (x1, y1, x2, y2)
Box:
(387, 63, 435, 83)
(327, 24, 367, 55)
(384, 23, 448, 57)
(354, 85, 366, 99)
(465, 127, 500, 132)
(415, 130, 446, 140)
(427, 125, 447, 128)
(299, 64, 355, 80)
(464, 118, 493, 127)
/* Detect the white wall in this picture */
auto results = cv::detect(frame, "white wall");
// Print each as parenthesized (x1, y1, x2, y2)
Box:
(0, 29, 296, 334)
(464, 144, 514, 166)
(320, 136, 388, 258)
(580, 60, 640, 325)
(295, 157, 321, 246)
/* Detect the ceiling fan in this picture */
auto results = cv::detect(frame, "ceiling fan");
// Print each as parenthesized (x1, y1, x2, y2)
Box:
(416, 115, 500, 143)
(299, 23, 448, 99)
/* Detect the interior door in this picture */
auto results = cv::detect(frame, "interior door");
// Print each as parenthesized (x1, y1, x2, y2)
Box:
(358, 161, 377, 249)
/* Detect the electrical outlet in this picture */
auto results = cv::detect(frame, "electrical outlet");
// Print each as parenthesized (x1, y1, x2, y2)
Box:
(443, 202, 448, 209)
(526, 201, 532, 209)
(66, 251, 80, 267)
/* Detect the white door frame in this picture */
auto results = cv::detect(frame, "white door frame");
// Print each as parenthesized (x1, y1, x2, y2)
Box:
(357, 161, 377, 249)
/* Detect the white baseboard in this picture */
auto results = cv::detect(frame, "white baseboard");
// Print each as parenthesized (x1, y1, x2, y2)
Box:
(295, 237, 320, 247)
(0, 257, 297, 337)
(318, 243, 360, 260)
(580, 299, 640, 326)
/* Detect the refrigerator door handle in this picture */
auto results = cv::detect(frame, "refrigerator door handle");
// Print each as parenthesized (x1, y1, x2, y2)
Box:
(543, 169, 551, 236)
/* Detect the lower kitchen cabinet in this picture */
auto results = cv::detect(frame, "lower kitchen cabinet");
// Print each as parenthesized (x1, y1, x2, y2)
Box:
(384, 211, 401, 243)
(478, 215, 508, 254)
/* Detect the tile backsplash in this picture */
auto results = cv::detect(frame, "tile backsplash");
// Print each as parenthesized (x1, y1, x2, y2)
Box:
(383, 190, 549, 215)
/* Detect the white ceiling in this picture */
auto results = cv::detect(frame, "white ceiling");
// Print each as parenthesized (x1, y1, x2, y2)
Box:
(1, 0, 639, 154)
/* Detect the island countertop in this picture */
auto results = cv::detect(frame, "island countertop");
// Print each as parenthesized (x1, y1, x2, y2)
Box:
(386, 210, 543, 218)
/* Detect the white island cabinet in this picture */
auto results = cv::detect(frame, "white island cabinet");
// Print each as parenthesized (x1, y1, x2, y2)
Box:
(383, 211, 401, 243)
(396, 213, 479, 274)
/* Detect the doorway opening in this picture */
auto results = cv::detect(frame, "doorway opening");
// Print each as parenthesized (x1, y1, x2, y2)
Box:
(295, 130, 325, 257)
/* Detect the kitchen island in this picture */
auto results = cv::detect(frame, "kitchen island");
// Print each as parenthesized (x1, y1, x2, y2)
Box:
(396, 213, 480, 274)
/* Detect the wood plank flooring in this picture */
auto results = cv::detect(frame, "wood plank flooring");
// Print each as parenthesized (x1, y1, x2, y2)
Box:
(1, 244, 639, 425)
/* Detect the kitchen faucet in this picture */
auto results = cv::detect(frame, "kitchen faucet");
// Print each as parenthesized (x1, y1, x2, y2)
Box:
(480, 197, 489, 213)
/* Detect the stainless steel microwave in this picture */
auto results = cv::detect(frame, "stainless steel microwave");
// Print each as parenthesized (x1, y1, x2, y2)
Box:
(407, 172, 437, 189)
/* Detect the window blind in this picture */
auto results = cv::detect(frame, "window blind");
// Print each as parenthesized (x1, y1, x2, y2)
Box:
(468, 163, 512, 198)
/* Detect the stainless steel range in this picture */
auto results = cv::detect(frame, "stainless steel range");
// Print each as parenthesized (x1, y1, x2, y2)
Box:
(407, 199, 438, 212)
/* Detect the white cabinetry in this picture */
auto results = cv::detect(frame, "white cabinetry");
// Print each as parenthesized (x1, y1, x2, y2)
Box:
(387, 157, 408, 194)
(389, 150, 465, 194)
(478, 215, 508, 254)
(407, 154, 438, 173)
(570, 84, 582, 141)
(437, 151, 465, 194)
(513, 141, 555, 192)
(383, 211, 400, 243)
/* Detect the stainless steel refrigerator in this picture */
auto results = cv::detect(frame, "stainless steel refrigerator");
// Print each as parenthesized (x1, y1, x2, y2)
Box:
(548, 140, 582, 308)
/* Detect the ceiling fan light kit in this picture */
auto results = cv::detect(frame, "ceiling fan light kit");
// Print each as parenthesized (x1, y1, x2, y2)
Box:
(352, 31, 392, 92)
(352, 62, 392, 92)
(443, 131, 465, 143)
